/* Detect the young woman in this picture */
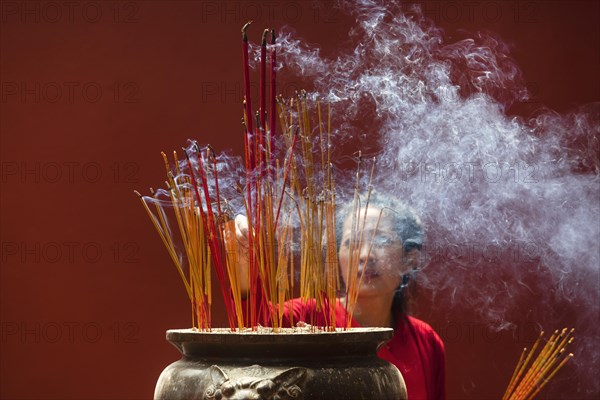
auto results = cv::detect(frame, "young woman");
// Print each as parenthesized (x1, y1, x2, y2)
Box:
(234, 193, 446, 399)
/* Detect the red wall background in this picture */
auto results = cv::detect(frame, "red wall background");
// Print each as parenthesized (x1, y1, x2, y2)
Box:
(1, 1, 598, 399)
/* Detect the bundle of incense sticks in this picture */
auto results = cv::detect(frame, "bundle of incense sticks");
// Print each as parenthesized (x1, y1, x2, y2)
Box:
(135, 146, 243, 331)
(135, 24, 376, 332)
(502, 328, 574, 400)
(277, 92, 341, 330)
(342, 154, 378, 329)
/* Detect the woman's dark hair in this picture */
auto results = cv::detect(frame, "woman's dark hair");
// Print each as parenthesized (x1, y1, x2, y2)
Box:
(336, 191, 424, 315)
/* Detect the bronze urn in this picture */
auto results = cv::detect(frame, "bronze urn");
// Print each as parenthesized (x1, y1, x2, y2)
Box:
(155, 327, 407, 400)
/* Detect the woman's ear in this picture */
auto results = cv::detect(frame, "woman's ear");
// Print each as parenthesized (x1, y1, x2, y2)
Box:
(403, 248, 420, 270)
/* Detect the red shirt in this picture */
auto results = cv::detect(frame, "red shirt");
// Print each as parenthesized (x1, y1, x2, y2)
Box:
(378, 314, 446, 400)
(249, 298, 446, 400)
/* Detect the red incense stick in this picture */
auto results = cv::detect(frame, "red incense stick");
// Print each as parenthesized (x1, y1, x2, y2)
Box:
(260, 29, 268, 142)
(269, 29, 277, 138)
(242, 21, 254, 170)
(185, 148, 236, 330)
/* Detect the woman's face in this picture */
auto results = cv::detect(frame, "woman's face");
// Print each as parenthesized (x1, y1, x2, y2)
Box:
(338, 207, 406, 299)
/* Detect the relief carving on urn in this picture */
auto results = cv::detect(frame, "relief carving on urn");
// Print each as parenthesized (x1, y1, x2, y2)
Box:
(203, 365, 306, 400)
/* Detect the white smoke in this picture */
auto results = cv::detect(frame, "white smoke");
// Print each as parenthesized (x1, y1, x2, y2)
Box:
(270, 0, 599, 396)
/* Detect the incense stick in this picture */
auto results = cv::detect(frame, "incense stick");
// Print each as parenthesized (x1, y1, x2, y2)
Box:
(503, 328, 574, 400)
(136, 25, 374, 332)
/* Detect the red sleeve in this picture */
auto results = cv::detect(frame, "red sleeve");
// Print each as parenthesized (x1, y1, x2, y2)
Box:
(238, 297, 342, 329)
(238, 295, 314, 328)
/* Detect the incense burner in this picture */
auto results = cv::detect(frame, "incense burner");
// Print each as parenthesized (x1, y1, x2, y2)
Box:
(154, 327, 406, 400)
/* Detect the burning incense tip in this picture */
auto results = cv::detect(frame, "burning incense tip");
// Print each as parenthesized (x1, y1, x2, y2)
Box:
(241, 20, 253, 38)
(133, 190, 142, 197)
(207, 144, 217, 158)
(262, 29, 268, 44)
